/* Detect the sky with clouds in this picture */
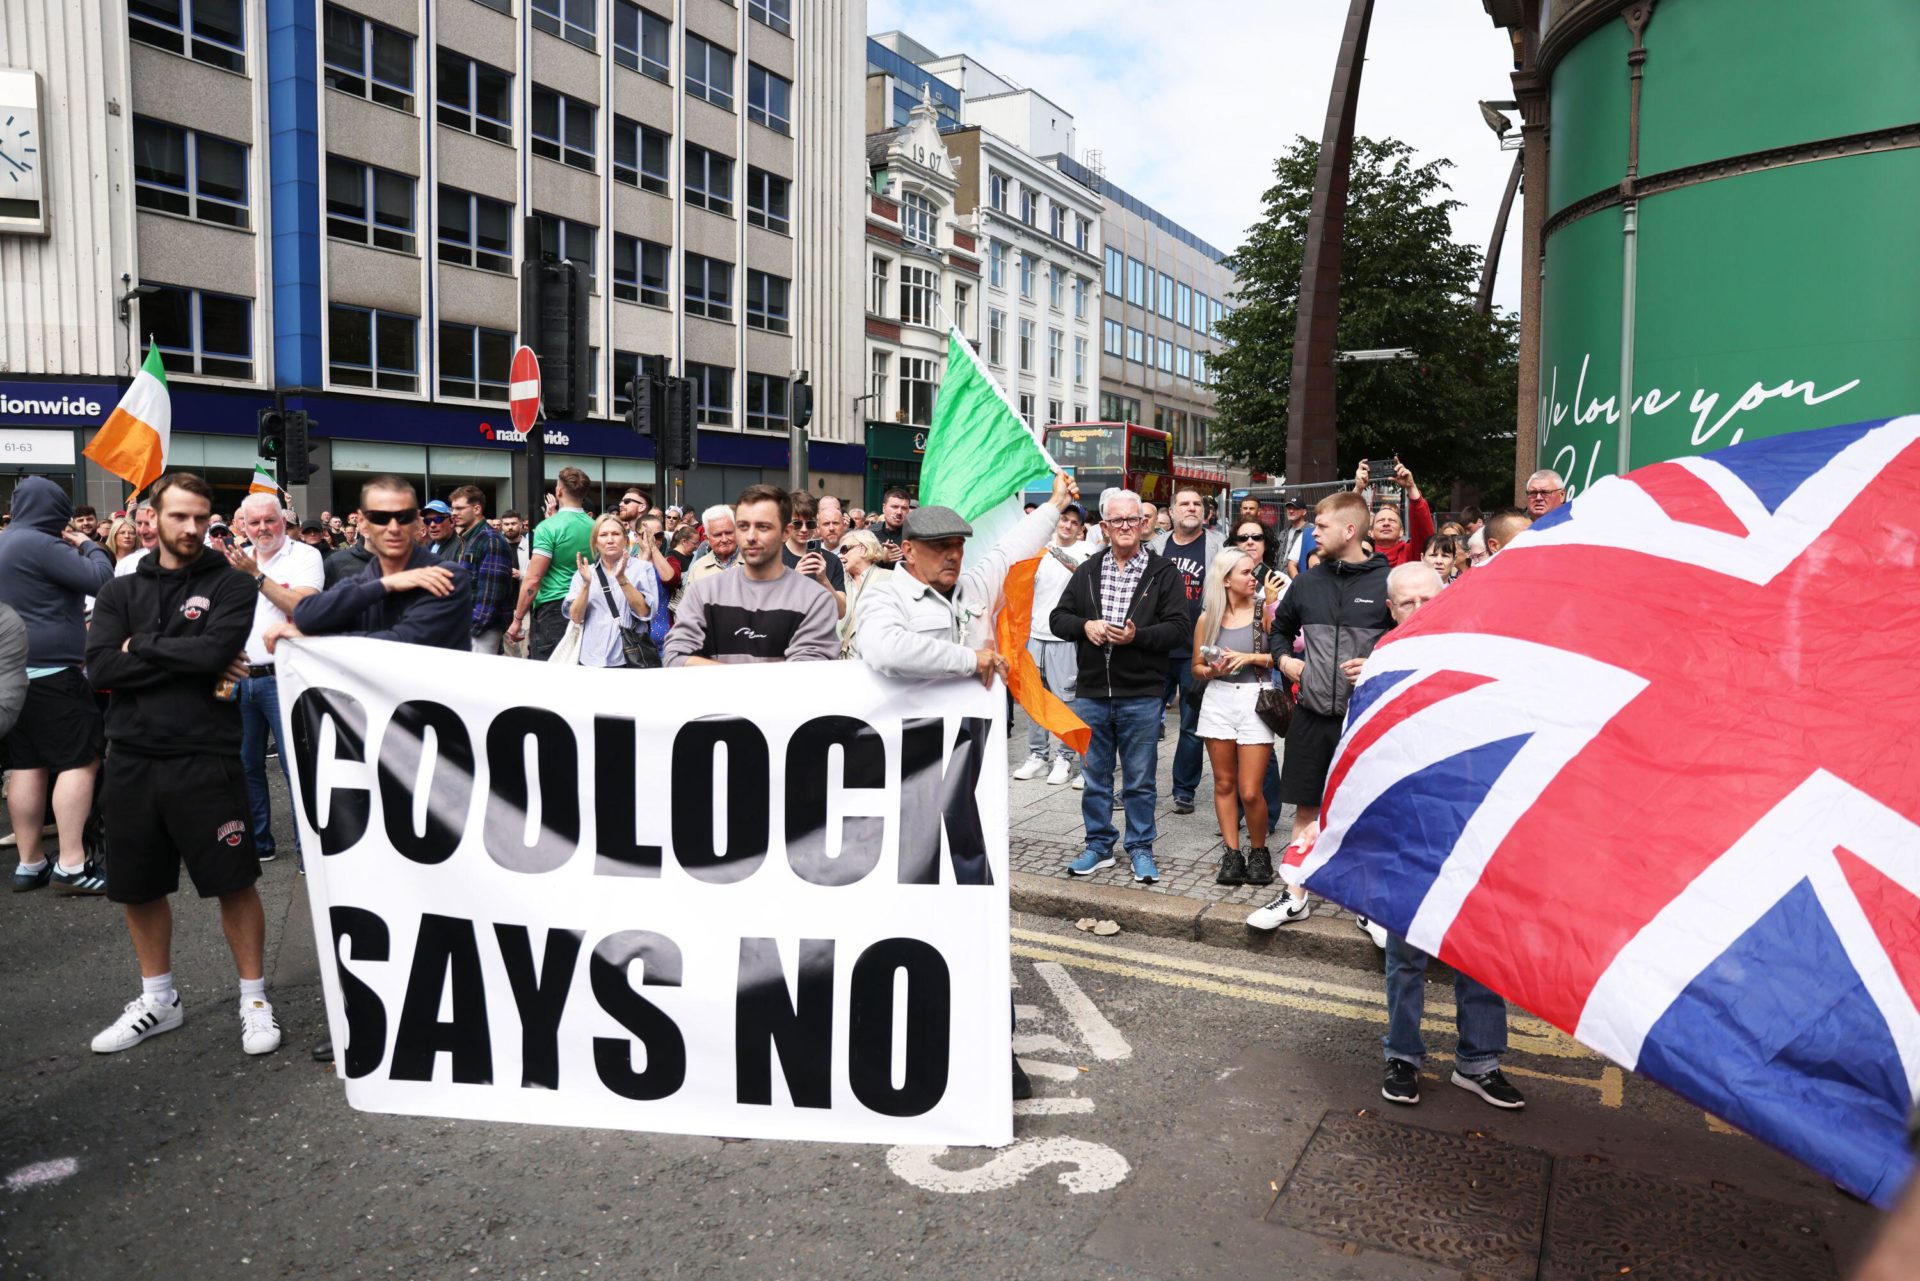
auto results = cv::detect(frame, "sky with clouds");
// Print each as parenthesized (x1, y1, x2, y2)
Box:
(866, 0, 1526, 314)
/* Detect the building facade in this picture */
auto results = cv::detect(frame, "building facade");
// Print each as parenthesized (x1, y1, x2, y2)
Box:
(859, 87, 979, 507)
(0, 0, 865, 518)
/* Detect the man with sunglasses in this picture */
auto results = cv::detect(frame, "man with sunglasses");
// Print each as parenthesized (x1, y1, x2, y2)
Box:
(420, 500, 455, 557)
(1148, 486, 1224, 813)
(781, 489, 846, 616)
(268, 476, 473, 653)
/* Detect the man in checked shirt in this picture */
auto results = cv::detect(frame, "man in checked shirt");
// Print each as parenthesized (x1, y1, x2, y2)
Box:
(446, 486, 516, 655)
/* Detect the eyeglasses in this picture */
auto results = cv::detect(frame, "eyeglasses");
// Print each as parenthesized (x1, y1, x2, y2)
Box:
(362, 507, 419, 527)
(1103, 516, 1144, 529)
(1525, 488, 1563, 498)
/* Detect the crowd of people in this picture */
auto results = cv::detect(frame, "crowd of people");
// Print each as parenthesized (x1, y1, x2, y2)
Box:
(0, 458, 1564, 1109)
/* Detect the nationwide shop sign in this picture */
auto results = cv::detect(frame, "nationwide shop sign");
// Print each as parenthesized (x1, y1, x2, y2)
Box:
(276, 638, 1013, 1147)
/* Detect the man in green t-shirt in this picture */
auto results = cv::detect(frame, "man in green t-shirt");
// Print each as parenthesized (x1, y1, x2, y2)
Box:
(506, 466, 595, 661)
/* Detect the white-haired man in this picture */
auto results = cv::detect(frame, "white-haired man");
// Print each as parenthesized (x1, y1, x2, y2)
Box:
(221, 492, 324, 863)
(1523, 469, 1567, 519)
(686, 504, 740, 583)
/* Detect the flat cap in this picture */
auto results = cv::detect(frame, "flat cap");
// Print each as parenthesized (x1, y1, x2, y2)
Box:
(902, 505, 972, 541)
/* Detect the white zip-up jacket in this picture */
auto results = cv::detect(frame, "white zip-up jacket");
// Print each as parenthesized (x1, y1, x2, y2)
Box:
(856, 502, 1063, 679)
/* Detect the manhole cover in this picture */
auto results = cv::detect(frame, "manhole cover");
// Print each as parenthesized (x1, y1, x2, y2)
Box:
(1269, 1110, 1550, 1281)
(1542, 1158, 1835, 1281)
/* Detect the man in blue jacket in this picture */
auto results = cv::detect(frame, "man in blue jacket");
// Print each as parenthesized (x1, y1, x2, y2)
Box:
(1, 476, 114, 895)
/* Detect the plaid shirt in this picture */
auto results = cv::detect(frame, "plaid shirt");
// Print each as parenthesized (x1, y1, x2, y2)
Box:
(1099, 547, 1149, 633)
(453, 521, 515, 634)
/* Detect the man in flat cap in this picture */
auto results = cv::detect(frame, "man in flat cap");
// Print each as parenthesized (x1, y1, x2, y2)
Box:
(856, 470, 1078, 684)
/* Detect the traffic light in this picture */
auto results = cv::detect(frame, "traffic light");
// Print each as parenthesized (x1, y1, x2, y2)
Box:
(788, 373, 813, 430)
(624, 374, 655, 436)
(282, 410, 313, 485)
(256, 407, 285, 462)
(659, 376, 697, 470)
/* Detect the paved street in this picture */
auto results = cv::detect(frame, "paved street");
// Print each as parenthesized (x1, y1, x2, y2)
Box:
(0, 768, 1880, 1280)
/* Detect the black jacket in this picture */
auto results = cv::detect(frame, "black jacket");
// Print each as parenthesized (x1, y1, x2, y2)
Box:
(86, 547, 255, 757)
(293, 543, 473, 649)
(1049, 547, 1189, 701)
(1271, 552, 1392, 719)
(323, 542, 373, 589)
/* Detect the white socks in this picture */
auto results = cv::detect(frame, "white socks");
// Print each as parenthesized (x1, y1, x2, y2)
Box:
(239, 975, 267, 1008)
(142, 972, 178, 1008)
(15, 858, 47, 874)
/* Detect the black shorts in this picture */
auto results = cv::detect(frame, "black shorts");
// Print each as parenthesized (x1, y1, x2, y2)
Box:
(104, 752, 260, 905)
(1, 667, 104, 772)
(1278, 705, 1344, 808)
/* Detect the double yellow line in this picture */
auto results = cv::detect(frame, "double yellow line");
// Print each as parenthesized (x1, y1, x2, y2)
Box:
(1010, 926, 1627, 1108)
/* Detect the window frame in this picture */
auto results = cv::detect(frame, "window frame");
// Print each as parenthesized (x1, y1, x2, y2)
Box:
(987, 308, 1005, 366)
(612, 1, 672, 81)
(535, 211, 597, 286)
(897, 263, 937, 328)
(900, 191, 935, 246)
(1158, 272, 1175, 320)
(326, 155, 415, 254)
(747, 0, 792, 35)
(132, 117, 249, 229)
(746, 63, 791, 134)
(531, 85, 596, 171)
(1104, 246, 1123, 298)
(989, 241, 1006, 289)
(869, 255, 890, 317)
(531, 0, 596, 50)
(1017, 317, 1034, 373)
(437, 50, 513, 144)
(1102, 318, 1123, 356)
(328, 304, 419, 392)
(684, 142, 734, 216)
(144, 282, 254, 380)
(744, 371, 789, 433)
(438, 321, 515, 401)
(128, 0, 246, 74)
(613, 234, 670, 307)
(437, 186, 514, 274)
(612, 115, 670, 194)
(1017, 252, 1034, 300)
(745, 166, 791, 235)
(745, 268, 790, 333)
(684, 252, 734, 323)
(686, 361, 733, 425)
(685, 33, 735, 111)
(1047, 327, 1063, 379)
(1073, 335, 1088, 385)
(322, 4, 414, 112)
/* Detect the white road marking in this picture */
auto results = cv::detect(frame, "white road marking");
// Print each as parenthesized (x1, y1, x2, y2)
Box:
(4, 1158, 79, 1192)
(1011, 1032, 1076, 1056)
(1013, 1003, 1043, 1022)
(1033, 962, 1132, 1061)
(1013, 1097, 1095, 1116)
(1017, 1057, 1082, 1082)
(885, 1139, 1130, 1194)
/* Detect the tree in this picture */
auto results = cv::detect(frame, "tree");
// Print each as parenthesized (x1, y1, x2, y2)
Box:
(1210, 136, 1518, 504)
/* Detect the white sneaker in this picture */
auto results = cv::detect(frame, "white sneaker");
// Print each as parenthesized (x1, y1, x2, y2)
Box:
(92, 995, 184, 1053)
(1071, 771, 1084, 790)
(1046, 757, 1072, 786)
(240, 998, 282, 1055)
(1355, 916, 1389, 948)
(1246, 893, 1312, 931)
(1013, 756, 1050, 781)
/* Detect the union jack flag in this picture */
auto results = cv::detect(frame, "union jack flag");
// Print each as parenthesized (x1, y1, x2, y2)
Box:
(1301, 417, 1920, 1207)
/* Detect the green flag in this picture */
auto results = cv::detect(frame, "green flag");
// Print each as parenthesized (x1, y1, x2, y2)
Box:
(919, 328, 1055, 524)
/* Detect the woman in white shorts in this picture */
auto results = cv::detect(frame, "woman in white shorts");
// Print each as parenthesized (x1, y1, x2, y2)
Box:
(1190, 547, 1281, 888)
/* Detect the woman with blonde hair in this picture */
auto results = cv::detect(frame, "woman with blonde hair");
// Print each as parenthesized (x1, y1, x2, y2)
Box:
(562, 513, 658, 667)
(836, 528, 891, 657)
(1191, 547, 1281, 887)
(106, 516, 141, 562)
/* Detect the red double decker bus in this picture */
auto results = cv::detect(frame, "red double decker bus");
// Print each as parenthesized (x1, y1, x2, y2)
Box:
(1041, 422, 1174, 507)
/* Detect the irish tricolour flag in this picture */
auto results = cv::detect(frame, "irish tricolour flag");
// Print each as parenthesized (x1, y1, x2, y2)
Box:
(84, 341, 172, 493)
(918, 327, 1056, 565)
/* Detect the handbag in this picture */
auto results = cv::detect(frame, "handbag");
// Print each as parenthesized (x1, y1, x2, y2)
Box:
(548, 619, 584, 667)
(1251, 591, 1294, 736)
(596, 564, 662, 670)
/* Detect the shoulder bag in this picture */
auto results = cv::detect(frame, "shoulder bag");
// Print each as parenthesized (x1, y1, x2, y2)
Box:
(1251, 590, 1294, 736)
(596, 564, 662, 670)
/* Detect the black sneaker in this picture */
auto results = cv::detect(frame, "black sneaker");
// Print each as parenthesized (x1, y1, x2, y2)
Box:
(51, 861, 108, 897)
(1012, 1054, 1032, 1101)
(1243, 846, 1275, 885)
(11, 862, 51, 893)
(1452, 1067, 1526, 1109)
(1215, 848, 1247, 885)
(311, 1037, 334, 1063)
(1382, 1059, 1420, 1105)
(257, 849, 277, 864)
(1172, 797, 1195, 815)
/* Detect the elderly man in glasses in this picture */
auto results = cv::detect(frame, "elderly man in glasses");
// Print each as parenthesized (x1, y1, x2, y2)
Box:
(1523, 469, 1567, 519)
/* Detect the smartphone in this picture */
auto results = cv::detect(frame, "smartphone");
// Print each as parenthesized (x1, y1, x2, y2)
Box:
(1366, 457, 1398, 479)
(805, 538, 823, 554)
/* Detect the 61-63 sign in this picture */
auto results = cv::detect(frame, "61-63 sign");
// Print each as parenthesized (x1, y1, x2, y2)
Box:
(509, 346, 541, 434)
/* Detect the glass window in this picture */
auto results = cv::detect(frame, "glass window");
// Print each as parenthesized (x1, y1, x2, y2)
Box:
(1104, 246, 1123, 297)
(145, 283, 253, 380)
(323, 5, 413, 111)
(953, 283, 969, 334)
(326, 156, 415, 253)
(1048, 399, 1062, 425)
(1017, 318, 1033, 372)
(1126, 257, 1146, 307)
(612, 1, 671, 80)
(746, 167, 790, 234)
(437, 187, 513, 273)
(1047, 264, 1063, 310)
(1048, 204, 1066, 240)
(1176, 345, 1191, 379)
(747, 0, 791, 35)
(536, 212, 596, 285)
(1047, 328, 1063, 379)
(329, 305, 417, 391)
(900, 191, 934, 246)
(613, 350, 670, 415)
(1018, 393, 1034, 430)
(129, 0, 245, 73)
(746, 269, 789, 332)
(612, 234, 670, 307)
(744, 372, 788, 433)
(132, 118, 248, 228)
(686, 361, 732, 425)
(1075, 215, 1089, 252)
(898, 264, 936, 328)
(437, 50, 512, 144)
(1073, 335, 1088, 385)
(438, 322, 514, 400)
(1073, 275, 1089, 320)
(1017, 252, 1034, 300)
(1157, 272, 1173, 319)
(1195, 290, 1211, 333)
(612, 116, 670, 194)
(987, 308, 1004, 366)
(989, 241, 1005, 289)
(1019, 189, 1036, 225)
(747, 64, 790, 134)
(1126, 327, 1144, 363)
(988, 171, 1006, 211)
(531, 86, 595, 171)
(900, 357, 937, 427)
(1102, 319, 1122, 356)
(684, 253, 733, 322)
(684, 143, 733, 216)
(531, 0, 595, 50)
(869, 256, 889, 317)
(1157, 338, 1174, 373)
(870, 350, 889, 411)
(686, 34, 734, 111)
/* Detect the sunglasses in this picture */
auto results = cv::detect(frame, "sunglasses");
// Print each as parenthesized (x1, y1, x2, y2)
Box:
(1234, 532, 1266, 543)
(422, 512, 450, 523)
(788, 518, 816, 529)
(363, 507, 419, 527)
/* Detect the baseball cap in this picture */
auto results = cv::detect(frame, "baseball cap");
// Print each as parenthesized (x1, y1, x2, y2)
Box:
(1284, 496, 1307, 509)
(422, 500, 453, 517)
(300, 518, 325, 534)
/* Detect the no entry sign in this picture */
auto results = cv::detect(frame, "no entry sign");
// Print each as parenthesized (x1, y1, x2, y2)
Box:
(509, 346, 541, 434)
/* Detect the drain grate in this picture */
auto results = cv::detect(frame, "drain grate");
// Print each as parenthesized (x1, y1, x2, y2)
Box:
(1541, 1157, 1835, 1281)
(1270, 1111, 1551, 1281)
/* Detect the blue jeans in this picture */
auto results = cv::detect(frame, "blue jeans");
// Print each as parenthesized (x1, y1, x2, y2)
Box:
(1382, 934, 1509, 1076)
(1162, 656, 1204, 804)
(1075, 695, 1162, 859)
(238, 672, 289, 856)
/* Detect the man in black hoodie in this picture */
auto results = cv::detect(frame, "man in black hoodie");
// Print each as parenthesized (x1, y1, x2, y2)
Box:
(0, 476, 115, 895)
(1049, 488, 1190, 885)
(1248, 490, 1392, 930)
(85, 471, 281, 1057)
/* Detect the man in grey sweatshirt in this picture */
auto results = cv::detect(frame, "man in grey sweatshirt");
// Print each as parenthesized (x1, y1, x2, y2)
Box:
(663, 484, 839, 666)
(0, 476, 115, 893)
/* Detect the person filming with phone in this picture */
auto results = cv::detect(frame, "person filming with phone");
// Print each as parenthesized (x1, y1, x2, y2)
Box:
(1354, 457, 1434, 568)
(781, 489, 846, 617)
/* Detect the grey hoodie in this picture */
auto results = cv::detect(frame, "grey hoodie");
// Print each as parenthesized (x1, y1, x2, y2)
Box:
(0, 477, 113, 667)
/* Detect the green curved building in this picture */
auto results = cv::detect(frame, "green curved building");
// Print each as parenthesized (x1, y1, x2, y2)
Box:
(1495, 0, 1920, 494)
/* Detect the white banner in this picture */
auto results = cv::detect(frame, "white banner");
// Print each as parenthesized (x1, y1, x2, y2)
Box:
(277, 638, 1012, 1147)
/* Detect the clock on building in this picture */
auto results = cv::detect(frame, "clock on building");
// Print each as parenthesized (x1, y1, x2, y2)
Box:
(0, 69, 47, 236)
